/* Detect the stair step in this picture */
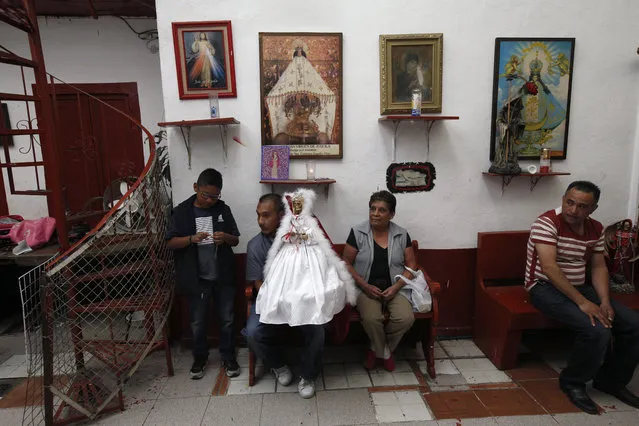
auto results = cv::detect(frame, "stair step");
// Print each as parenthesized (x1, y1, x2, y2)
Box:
(0, 8, 33, 33)
(0, 52, 36, 68)
(0, 128, 41, 136)
(0, 92, 38, 102)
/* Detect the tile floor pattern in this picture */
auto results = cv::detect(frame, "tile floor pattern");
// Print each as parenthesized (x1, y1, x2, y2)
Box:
(0, 339, 637, 425)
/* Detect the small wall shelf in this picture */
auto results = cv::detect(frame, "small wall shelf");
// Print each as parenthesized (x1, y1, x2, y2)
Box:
(482, 171, 571, 192)
(259, 178, 336, 199)
(158, 118, 240, 169)
(378, 115, 459, 161)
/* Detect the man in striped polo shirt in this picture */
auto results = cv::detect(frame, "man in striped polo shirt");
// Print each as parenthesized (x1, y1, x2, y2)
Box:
(526, 181, 639, 414)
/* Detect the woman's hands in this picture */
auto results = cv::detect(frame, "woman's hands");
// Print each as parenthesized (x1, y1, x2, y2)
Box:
(363, 282, 402, 302)
(362, 283, 383, 300)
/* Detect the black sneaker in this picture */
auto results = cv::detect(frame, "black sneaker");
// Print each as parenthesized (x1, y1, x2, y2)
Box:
(223, 359, 240, 377)
(190, 357, 207, 380)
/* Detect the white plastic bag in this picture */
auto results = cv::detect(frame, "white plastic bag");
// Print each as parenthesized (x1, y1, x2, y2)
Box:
(396, 266, 432, 313)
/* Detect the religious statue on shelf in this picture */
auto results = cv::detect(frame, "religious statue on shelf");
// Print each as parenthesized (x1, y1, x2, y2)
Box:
(604, 219, 637, 294)
(489, 55, 522, 175)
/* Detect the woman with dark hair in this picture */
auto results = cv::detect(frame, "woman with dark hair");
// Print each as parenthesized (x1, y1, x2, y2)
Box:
(342, 190, 418, 371)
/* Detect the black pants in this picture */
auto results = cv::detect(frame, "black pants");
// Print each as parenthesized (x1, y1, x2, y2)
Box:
(529, 281, 639, 390)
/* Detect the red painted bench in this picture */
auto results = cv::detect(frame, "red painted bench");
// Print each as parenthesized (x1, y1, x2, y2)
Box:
(473, 230, 639, 370)
(245, 240, 440, 385)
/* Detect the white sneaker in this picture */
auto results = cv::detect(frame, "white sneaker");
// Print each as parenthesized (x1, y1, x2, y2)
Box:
(272, 365, 293, 386)
(298, 377, 315, 399)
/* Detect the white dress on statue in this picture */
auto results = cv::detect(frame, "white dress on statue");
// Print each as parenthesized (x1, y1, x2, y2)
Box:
(256, 189, 357, 326)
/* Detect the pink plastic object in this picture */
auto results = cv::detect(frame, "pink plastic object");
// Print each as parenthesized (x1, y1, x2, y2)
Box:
(9, 217, 56, 249)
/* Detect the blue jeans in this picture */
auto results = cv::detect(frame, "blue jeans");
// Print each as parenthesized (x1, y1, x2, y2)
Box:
(246, 303, 324, 379)
(189, 279, 236, 361)
(529, 281, 639, 390)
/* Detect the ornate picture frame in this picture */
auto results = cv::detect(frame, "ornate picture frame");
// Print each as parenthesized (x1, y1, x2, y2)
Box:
(380, 33, 443, 115)
(386, 162, 436, 193)
(259, 32, 343, 159)
(172, 21, 237, 99)
(489, 38, 575, 161)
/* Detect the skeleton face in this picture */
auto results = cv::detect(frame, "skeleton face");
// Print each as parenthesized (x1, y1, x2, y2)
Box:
(292, 197, 304, 214)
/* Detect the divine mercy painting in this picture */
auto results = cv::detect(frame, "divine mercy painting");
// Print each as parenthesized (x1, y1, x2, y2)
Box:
(259, 32, 343, 159)
(489, 38, 575, 161)
(172, 21, 237, 99)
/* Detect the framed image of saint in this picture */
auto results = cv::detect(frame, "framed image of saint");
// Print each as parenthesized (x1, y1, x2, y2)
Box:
(380, 33, 443, 114)
(172, 21, 237, 99)
(259, 32, 343, 159)
(489, 38, 575, 160)
(261, 145, 290, 181)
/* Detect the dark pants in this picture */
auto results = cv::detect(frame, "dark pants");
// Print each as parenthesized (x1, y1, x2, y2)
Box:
(189, 279, 236, 361)
(529, 281, 639, 390)
(246, 303, 324, 380)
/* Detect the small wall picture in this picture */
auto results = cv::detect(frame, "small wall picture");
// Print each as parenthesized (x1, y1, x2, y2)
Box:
(261, 145, 290, 181)
(386, 162, 436, 193)
(172, 21, 237, 99)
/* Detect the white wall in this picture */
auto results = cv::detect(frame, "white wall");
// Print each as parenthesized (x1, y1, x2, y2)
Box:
(156, 0, 639, 251)
(0, 16, 163, 219)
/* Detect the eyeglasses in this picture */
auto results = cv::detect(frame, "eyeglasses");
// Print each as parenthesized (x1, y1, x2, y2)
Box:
(198, 191, 221, 200)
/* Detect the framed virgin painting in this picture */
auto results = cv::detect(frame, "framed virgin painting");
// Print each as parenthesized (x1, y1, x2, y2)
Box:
(172, 21, 237, 99)
(259, 32, 343, 159)
(380, 33, 443, 114)
(489, 38, 575, 160)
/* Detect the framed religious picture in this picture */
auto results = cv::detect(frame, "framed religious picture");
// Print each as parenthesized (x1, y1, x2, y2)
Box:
(489, 38, 575, 161)
(172, 21, 237, 99)
(261, 145, 290, 181)
(259, 32, 343, 159)
(386, 162, 436, 193)
(380, 33, 443, 115)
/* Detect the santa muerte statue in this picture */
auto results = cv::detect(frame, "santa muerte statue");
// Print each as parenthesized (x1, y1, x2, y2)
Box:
(256, 189, 357, 326)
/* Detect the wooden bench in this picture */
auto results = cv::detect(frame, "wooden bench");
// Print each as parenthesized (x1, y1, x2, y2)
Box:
(245, 240, 440, 385)
(473, 230, 639, 370)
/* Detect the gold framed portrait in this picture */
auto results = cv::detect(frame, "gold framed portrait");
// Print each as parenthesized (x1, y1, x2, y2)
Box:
(380, 33, 443, 115)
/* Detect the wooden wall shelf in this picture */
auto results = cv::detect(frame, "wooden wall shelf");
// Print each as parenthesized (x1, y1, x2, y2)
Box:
(158, 118, 240, 168)
(482, 171, 571, 192)
(259, 178, 336, 198)
(378, 115, 459, 161)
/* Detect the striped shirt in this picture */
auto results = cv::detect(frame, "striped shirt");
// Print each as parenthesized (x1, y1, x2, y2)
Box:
(524, 208, 604, 290)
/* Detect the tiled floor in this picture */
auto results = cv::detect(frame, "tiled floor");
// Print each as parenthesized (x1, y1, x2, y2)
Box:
(0, 336, 638, 425)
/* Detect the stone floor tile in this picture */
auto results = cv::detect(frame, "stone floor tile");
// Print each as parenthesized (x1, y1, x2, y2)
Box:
(95, 400, 154, 425)
(375, 404, 405, 423)
(157, 367, 217, 399)
(143, 396, 209, 425)
(324, 375, 348, 390)
(401, 402, 433, 421)
(495, 414, 560, 425)
(201, 394, 262, 426)
(260, 392, 318, 426)
(346, 373, 372, 388)
(317, 388, 377, 426)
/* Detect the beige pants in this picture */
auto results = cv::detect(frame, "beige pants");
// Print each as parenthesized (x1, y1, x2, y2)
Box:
(357, 292, 415, 358)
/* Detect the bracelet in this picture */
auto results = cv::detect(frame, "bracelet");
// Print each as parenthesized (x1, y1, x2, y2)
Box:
(188, 235, 193, 245)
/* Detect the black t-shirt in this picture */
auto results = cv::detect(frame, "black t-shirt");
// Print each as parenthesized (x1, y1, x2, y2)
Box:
(346, 229, 412, 290)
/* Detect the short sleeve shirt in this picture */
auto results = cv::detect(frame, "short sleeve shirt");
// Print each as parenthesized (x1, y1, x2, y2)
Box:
(246, 232, 275, 282)
(525, 208, 604, 290)
(194, 206, 217, 280)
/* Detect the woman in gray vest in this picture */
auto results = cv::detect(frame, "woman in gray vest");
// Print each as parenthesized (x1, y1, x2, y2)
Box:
(342, 191, 418, 371)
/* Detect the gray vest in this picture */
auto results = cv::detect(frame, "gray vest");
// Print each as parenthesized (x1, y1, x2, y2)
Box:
(351, 220, 408, 283)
